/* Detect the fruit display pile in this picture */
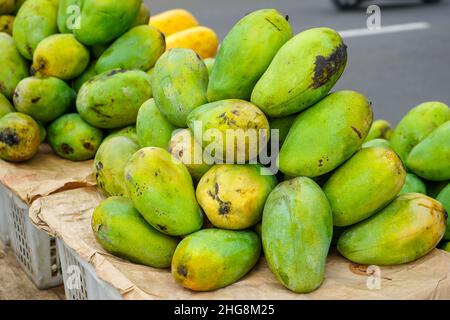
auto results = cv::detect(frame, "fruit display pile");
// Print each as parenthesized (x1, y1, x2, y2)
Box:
(0, 2, 449, 294)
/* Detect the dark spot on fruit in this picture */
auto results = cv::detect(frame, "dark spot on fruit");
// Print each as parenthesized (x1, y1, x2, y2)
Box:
(96, 161, 103, 170)
(207, 182, 232, 216)
(178, 149, 184, 158)
(83, 142, 94, 151)
(107, 69, 127, 77)
(154, 172, 159, 177)
(285, 15, 289, 21)
(219, 203, 231, 216)
(318, 159, 324, 167)
(218, 112, 226, 118)
(31, 97, 41, 103)
(444, 210, 448, 220)
(311, 43, 347, 89)
(351, 126, 362, 139)
(231, 110, 240, 116)
(157, 224, 167, 232)
(0, 129, 20, 146)
(60, 143, 74, 154)
(13, 91, 19, 99)
(265, 17, 281, 31)
(177, 265, 188, 277)
(160, 31, 165, 42)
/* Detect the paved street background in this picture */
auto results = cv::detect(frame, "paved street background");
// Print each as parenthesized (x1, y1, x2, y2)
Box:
(146, 0, 450, 125)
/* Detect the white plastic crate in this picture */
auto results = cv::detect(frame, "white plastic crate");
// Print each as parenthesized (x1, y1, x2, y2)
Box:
(57, 239, 122, 300)
(0, 184, 11, 245)
(4, 185, 63, 289)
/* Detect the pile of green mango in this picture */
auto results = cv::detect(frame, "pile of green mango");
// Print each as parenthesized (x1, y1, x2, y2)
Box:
(1, 4, 449, 296)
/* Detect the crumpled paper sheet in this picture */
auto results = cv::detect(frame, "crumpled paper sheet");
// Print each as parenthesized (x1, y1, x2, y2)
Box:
(30, 187, 450, 300)
(0, 145, 95, 204)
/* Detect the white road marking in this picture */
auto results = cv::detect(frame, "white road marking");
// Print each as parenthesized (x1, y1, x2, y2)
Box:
(338, 22, 430, 38)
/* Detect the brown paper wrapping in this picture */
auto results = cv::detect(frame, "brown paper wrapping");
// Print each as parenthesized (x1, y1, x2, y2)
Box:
(29, 187, 450, 300)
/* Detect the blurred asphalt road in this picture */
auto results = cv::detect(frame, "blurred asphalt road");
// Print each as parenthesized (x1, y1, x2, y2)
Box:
(146, 0, 450, 125)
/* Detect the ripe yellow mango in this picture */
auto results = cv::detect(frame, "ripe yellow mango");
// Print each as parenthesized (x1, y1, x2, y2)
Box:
(149, 9, 198, 36)
(165, 26, 219, 59)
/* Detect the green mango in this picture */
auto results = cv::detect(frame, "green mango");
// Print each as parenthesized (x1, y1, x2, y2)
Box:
(399, 173, 427, 196)
(92, 196, 179, 268)
(323, 147, 406, 227)
(48, 113, 104, 161)
(0, 15, 14, 35)
(0, 112, 41, 162)
(187, 99, 270, 162)
(262, 177, 333, 293)
(253, 222, 262, 238)
(167, 129, 213, 181)
(130, 3, 150, 27)
(203, 58, 215, 76)
(57, 0, 81, 33)
(77, 69, 152, 129)
(196, 164, 277, 230)
(38, 121, 46, 142)
(365, 119, 393, 142)
(13, 76, 76, 123)
(96, 25, 165, 74)
(407, 121, 450, 181)
(269, 114, 297, 146)
(152, 48, 208, 127)
(0, 92, 15, 118)
(94, 136, 140, 197)
(0, 33, 29, 100)
(279, 90, 373, 177)
(13, 0, 58, 60)
(73, 0, 142, 46)
(207, 9, 292, 102)
(436, 183, 450, 241)
(338, 193, 447, 265)
(124, 147, 203, 236)
(72, 60, 97, 92)
(362, 138, 391, 149)
(390, 102, 450, 164)
(91, 43, 109, 59)
(172, 228, 261, 291)
(105, 126, 138, 144)
(251, 27, 347, 118)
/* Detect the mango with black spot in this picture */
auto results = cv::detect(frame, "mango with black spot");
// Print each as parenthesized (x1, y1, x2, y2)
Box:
(338, 193, 447, 265)
(0, 112, 40, 162)
(399, 173, 427, 196)
(196, 164, 277, 230)
(364, 119, 393, 142)
(0, 92, 15, 118)
(92, 196, 179, 268)
(262, 177, 333, 293)
(172, 228, 260, 291)
(48, 113, 104, 161)
(437, 183, 450, 241)
(0, 15, 14, 34)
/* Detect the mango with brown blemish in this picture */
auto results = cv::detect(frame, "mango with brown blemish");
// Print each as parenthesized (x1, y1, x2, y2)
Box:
(172, 228, 261, 291)
(124, 147, 203, 236)
(48, 113, 104, 161)
(251, 27, 347, 117)
(279, 90, 373, 178)
(165, 26, 219, 59)
(437, 183, 450, 240)
(196, 164, 277, 230)
(0, 92, 15, 118)
(0, 112, 40, 162)
(0, 15, 14, 34)
(338, 193, 447, 265)
(399, 173, 427, 196)
(364, 119, 393, 142)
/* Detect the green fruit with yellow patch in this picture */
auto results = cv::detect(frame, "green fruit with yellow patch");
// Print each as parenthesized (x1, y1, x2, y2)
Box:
(365, 119, 393, 142)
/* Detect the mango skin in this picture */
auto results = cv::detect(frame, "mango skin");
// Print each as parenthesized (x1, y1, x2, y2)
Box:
(96, 25, 165, 74)
(165, 26, 219, 59)
(38, 121, 46, 143)
(187, 99, 270, 162)
(437, 183, 450, 240)
(0, 15, 14, 34)
(365, 119, 393, 142)
(77, 69, 152, 129)
(362, 138, 391, 149)
(324, 147, 406, 227)
(94, 136, 140, 197)
(105, 126, 139, 145)
(130, 3, 150, 27)
(262, 177, 333, 293)
(208, 9, 292, 102)
(399, 173, 427, 196)
(13, 0, 58, 60)
(57, 0, 80, 33)
(72, 60, 97, 93)
(0, 92, 15, 118)
(0, 33, 29, 100)
(48, 113, 104, 161)
(73, 0, 142, 46)
(13, 76, 76, 123)
(167, 129, 213, 182)
(338, 193, 447, 265)
(269, 114, 297, 147)
(172, 228, 261, 291)
(152, 48, 208, 127)
(124, 147, 203, 236)
(390, 102, 450, 164)
(251, 27, 347, 118)
(92, 197, 179, 268)
(197, 164, 277, 230)
(203, 58, 215, 76)
(0, 112, 40, 162)
(149, 9, 198, 36)
(279, 90, 373, 178)
(136, 98, 175, 149)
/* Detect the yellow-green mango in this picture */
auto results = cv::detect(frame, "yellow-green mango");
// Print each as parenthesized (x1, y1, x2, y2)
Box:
(13, 0, 58, 60)
(269, 114, 297, 146)
(338, 193, 447, 265)
(152, 48, 208, 127)
(92, 196, 179, 268)
(105, 126, 138, 144)
(262, 177, 333, 293)
(0, 112, 40, 162)
(0, 33, 29, 100)
(167, 129, 213, 182)
(72, 60, 97, 92)
(203, 58, 215, 76)
(364, 119, 393, 142)
(32, 34, 90, 80)
(57, 0, 81, 33)
(251, 27, 347, 118)
(399, 173, 427, 196)
(77, 69, 152, 129)
(73, 0, 142, 46)
(323, 147, 406, 227)
(187, 99, 270, 162)
(130, 3, 150, 27)
(196, 164, 277, 230)
(124, 147, 203, 236)
(0, 92, 14, 118)
(279, 90, 373, 177)
(437, 183, 450, 241)
(407, 121, 450, 181)
(207, 9, 292, 102)
(48, 113, 104, 161)
(362, 138, 391, 149)
(13, 76, 76, 123)
(94, 136, 140, 197)
(172, 228, 261, 291)
(390, 102, 450, 164)
(96, 25, 165, 74)
(0, 15, 14, 34)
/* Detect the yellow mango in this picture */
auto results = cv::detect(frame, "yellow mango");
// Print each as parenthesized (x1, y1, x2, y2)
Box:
(165, 26, 219, 59)
(149, 9, 198, 36)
